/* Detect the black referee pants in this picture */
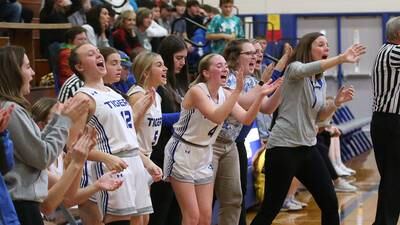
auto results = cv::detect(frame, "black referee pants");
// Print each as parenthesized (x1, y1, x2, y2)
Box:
(371, 112, 400, 225)
(250, 146, 339, 225)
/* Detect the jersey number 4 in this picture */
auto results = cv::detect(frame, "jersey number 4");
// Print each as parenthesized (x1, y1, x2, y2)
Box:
(208, 125, 218, 137)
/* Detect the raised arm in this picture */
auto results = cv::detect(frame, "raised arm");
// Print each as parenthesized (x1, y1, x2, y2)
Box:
(288, 44, 366, 80)
(187, 70, 244, 124)
(317, 86, 355, 121)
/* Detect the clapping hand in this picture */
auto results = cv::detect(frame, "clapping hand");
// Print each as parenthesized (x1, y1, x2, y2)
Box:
(95, 170, 124, 191)
(261, 77, 283, 96)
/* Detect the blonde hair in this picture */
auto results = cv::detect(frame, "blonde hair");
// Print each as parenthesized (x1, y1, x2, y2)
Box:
(132, 51, 161, 87)
(190, 53, 220, 87)
(114, 10, 136, 29)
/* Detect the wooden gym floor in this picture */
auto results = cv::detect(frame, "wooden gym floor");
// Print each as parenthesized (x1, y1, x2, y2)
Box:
(245, 149, 399, 225)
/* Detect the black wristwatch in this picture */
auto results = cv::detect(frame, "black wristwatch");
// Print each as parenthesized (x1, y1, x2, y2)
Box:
(258, 80, 264, 86)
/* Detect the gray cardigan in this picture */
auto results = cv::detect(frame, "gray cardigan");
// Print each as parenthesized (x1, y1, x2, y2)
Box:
(3, 101, 71, 202)
(267, 61, 326, 148)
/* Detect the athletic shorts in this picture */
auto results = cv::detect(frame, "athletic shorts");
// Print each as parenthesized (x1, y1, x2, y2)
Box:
(163, 137, 214, 185)
(91, 150, 153, 219)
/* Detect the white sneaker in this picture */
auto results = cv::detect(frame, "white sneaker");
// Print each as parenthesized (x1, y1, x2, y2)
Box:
(333, 164, 351, 176)
(289, 196, 308, 208)
(334, 178, 357, 192)
(280, 198, 303, 212)
(339, 163, 356, 175)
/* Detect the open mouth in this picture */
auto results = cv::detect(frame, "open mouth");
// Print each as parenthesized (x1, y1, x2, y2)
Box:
(97, 61, 105, 68)
(221, 74, 227, 79)
(322, 55, 328, 59)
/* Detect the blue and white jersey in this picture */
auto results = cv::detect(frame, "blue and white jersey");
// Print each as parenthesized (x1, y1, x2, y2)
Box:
(78, 86, 139, 154)
(128, 85, 162, 156)
(173, 83, 226, 146)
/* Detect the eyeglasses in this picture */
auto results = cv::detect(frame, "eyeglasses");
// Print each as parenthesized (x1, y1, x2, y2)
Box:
(240, 51, 257, 56)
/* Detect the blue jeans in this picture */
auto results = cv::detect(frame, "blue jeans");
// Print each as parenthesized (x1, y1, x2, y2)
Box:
(0, 2, 22, 22)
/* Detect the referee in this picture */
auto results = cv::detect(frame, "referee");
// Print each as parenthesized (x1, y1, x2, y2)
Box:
(371, 16, 400, 225)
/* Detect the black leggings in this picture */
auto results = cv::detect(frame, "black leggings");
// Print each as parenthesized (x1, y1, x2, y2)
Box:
(13, 200, 44, 225)
(250, 146, 339, 225)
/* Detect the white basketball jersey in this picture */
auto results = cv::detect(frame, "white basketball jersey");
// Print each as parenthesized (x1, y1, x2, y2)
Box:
(127, 85, 162, 156)
(78, 86, 139, 154)
(173, 83, 226, 146)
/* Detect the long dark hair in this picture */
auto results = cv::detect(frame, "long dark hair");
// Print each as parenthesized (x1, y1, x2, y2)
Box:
(288, 32, 324, 78)
(157, 35, 188, 111)
(0, 46, 30, 109)
(86, 4, 112, 37)
(289, 32, 324, 64)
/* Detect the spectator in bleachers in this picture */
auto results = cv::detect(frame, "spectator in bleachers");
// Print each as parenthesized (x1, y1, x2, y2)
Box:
(112, 50, 137, 94)
(158, 1, 173, 33)
(83, 4, 111, 47)
(183, 0, 204, 39)
(151, 2, 161, 22)
(206, 0, 244, 54)
(39, 0, 89, 57)
(0, 45, 88, 225)
(21, 7, 33, 23)
(135, 7, 155, 51)
(58, 26, 88, 86)
(149, 35, 189, 225)
(171, 0, 189, 45)
(250, 32, 365, 225)
(0, 0, 22, 23)
(200, 4, 219, 26)
(112, 10, 142, 56)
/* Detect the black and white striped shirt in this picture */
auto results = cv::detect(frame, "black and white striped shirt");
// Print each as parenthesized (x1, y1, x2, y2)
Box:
(57, 74, 84, 103)
(372, 43, 400, 114)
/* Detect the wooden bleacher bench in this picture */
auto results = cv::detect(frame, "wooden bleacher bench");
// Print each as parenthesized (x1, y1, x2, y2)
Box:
(0, 22, 72, 86)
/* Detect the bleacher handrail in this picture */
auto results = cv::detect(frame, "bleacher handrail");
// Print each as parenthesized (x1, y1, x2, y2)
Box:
(0, 22, 72, 30)
(170, 17, 210, 48)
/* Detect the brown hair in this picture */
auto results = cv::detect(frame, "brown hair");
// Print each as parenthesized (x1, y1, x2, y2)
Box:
(223, 39, 250, 70)
(136, 7, 152, 28)
(31, 97, 57, 123)
(190, 53, 219, 87)
(219, 0, 234, 6)
(0, 45, 30, 109)
(68, 43, 86, 81)
(288, 32, 324, 78)
(289, 32, 324, 64)
(132, 51, 161, 86)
